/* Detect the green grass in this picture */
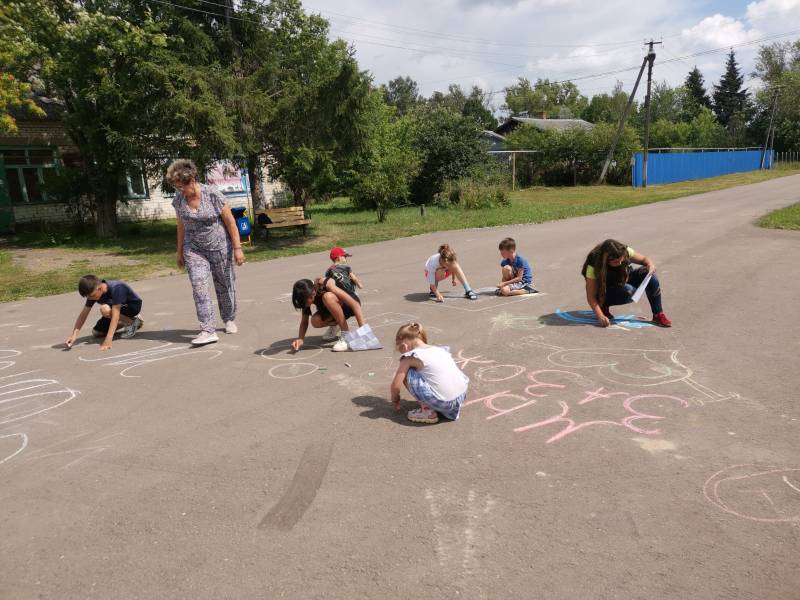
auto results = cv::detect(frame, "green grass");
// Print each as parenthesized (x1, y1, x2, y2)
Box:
(758, 201, 800, 230)
(2, 166, 799, 302)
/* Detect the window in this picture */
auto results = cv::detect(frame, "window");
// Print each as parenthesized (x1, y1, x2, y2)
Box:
(0, 147, 58, 204)
(119, 162, 148, 199)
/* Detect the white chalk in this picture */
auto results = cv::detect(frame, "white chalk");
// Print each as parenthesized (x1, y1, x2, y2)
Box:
(344, 362, 351, 368)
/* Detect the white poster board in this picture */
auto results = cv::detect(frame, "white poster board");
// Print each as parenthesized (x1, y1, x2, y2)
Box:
(631, 272, 653, 303)
(342, 324, 383, 351)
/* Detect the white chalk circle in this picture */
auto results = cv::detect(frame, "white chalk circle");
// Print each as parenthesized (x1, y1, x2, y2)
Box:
(268, 363, 319, 379)
(475, 364, 526, 382)
(260, 344, 323, 361)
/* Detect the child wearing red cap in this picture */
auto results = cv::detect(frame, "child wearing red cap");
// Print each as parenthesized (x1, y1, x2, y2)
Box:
(322, 247, 364, 341)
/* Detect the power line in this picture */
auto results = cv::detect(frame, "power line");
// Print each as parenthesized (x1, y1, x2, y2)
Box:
(146, 0, 800, 95)
(278, 0, 680, 49)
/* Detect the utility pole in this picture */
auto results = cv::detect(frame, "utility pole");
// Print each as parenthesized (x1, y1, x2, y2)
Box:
(641, 39, 661, 188)
(761, 88, 780, 169)
(598, 56, 648, 184)
(223, 0, 233, 27)
(598, 39, 659, 185)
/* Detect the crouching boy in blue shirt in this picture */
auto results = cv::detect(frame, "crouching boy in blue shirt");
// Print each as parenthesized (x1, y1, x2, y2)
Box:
(65, 275, 144, 351)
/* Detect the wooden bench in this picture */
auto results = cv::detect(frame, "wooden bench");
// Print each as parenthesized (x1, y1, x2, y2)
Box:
(256, 206, 311, 237)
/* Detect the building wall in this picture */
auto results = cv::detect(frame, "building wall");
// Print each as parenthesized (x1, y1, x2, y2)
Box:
(11, 171, 287, 224)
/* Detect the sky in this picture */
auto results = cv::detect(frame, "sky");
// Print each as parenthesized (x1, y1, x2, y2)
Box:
(301, 0, 800, 112)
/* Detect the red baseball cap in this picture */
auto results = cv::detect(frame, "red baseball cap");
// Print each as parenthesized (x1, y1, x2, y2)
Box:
(330, 247, 352, 260)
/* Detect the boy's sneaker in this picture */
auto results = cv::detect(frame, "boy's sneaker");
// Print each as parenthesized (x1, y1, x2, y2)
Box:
(224, 320, 238, 334)
(331, 337, 349, 352)
(652, 312, 672, 327)
(428, 290, 437, 298)
(408, 407, 439, 424)
(464, 289, 478, 300)
(322, 325, 340, 341)
(119, 316, 144, 339)
(191, 331, 219, 346)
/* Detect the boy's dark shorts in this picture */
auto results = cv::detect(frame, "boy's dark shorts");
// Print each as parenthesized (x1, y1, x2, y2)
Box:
(93, 301, 142, 334)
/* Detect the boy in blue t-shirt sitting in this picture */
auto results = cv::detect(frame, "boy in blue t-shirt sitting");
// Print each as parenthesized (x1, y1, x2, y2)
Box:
(65, 274, 144, 351)
(496, 237, 536, 296)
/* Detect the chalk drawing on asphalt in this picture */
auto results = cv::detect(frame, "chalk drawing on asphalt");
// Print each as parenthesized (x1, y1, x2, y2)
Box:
(260, 343, 323, 361)
(24, 431, 124, 470)
(703, 464, 800, 524)
(511, 336, 739, 406)
(268, 362, 319, 379)
(0, 432, 28, 466)
(454, 348, 690, 445)
(0, 350, 81, 468)
(490, 312, 547, 333)
(430, 291, 545, 313)
(424, 488, 496, 576)
(553, 308, 654, 329)
(78, 342, 222, 377)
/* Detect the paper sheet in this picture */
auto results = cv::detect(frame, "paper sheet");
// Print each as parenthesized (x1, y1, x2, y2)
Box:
(342, 323, 383, 351)
(631, 273, 653, 303)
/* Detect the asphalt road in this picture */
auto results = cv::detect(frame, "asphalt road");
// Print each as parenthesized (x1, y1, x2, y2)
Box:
(2, 175, 799, 599)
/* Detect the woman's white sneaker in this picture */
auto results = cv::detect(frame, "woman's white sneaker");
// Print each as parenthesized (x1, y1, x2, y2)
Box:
(224, 321, 238, 334)
(191, 331, 219, 346)
(331, 337, 349, 352)
(322, 325, 340, 341)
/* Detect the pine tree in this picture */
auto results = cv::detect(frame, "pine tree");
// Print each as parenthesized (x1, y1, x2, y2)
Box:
(713, 50, 749, 128)
(685, 66, 711, 110)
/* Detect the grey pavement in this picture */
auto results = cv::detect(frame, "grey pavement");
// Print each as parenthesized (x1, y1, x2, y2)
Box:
(1, 175, 799, 599)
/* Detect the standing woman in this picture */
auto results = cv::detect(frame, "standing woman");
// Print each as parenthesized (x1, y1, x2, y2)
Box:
(581, 239, 672, 328)
(167, 159, 246, 346)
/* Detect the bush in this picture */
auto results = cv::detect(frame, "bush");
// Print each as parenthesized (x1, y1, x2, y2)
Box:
(434, 165, 510, 210)
(505, 122, 640, 186)
(408, 105, 489, 203)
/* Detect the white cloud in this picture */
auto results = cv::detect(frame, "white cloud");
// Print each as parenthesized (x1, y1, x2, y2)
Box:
(680, 14, 762, 47)
(746, 0, 800, 23)
(306, 0, 798, 105)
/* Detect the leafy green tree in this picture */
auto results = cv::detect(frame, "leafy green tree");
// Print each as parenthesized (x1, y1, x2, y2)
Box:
(351, 92, 420, 222)
(751, 40, 800, 152)
(713, 50, 750, 131)
(505, 122, 638, 186)
(647, 107, 728, 149)
(265, 45, 372, 206)
(462, 86, 498, 130)
(582, 81, 632, 125)
(644, 81, 683, 124)
(381, 76, 421, 116)
(752, 40, 800, 85)
(427, 84, 497, 129)
(2, 0, 236, 236)
(408, 104, 487, 203)
(0, 3, 45, 133)
(503, 77, 587, 118)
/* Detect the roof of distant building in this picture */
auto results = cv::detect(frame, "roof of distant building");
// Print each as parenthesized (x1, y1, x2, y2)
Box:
(496, 116, 594, 136)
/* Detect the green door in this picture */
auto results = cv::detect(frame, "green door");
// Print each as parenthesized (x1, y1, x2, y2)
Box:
(0, 159, 14, 233)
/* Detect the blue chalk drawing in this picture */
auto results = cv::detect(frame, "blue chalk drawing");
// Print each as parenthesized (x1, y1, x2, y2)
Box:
(553, 309, 654, 329)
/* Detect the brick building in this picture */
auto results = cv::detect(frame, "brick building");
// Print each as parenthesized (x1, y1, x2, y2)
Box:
(0, 96, 285, 229)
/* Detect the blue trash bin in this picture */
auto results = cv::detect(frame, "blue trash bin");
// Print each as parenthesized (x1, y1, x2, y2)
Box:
(231, 207, 252, 238)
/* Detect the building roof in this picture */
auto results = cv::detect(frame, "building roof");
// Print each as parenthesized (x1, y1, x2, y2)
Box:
(8, 93, 65, 122)
(481, 130, 506, 141)
(495, 116, 594, 136)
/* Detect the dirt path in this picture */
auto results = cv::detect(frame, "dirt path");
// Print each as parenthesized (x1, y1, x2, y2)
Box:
(9, 248, 146, 274)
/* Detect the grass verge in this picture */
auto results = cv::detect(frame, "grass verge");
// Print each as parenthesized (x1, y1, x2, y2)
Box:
(2, 166, 799, 302)
(758, 202, 800, 231)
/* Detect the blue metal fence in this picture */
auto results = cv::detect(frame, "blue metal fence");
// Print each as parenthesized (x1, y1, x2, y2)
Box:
(632, 148, 774, 187)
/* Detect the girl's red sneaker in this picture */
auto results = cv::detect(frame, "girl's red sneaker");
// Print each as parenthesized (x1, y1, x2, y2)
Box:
(653, 312, 672, 327)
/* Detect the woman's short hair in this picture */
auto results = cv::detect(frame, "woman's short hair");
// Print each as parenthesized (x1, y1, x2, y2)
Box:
(166, 159, 199, 186)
